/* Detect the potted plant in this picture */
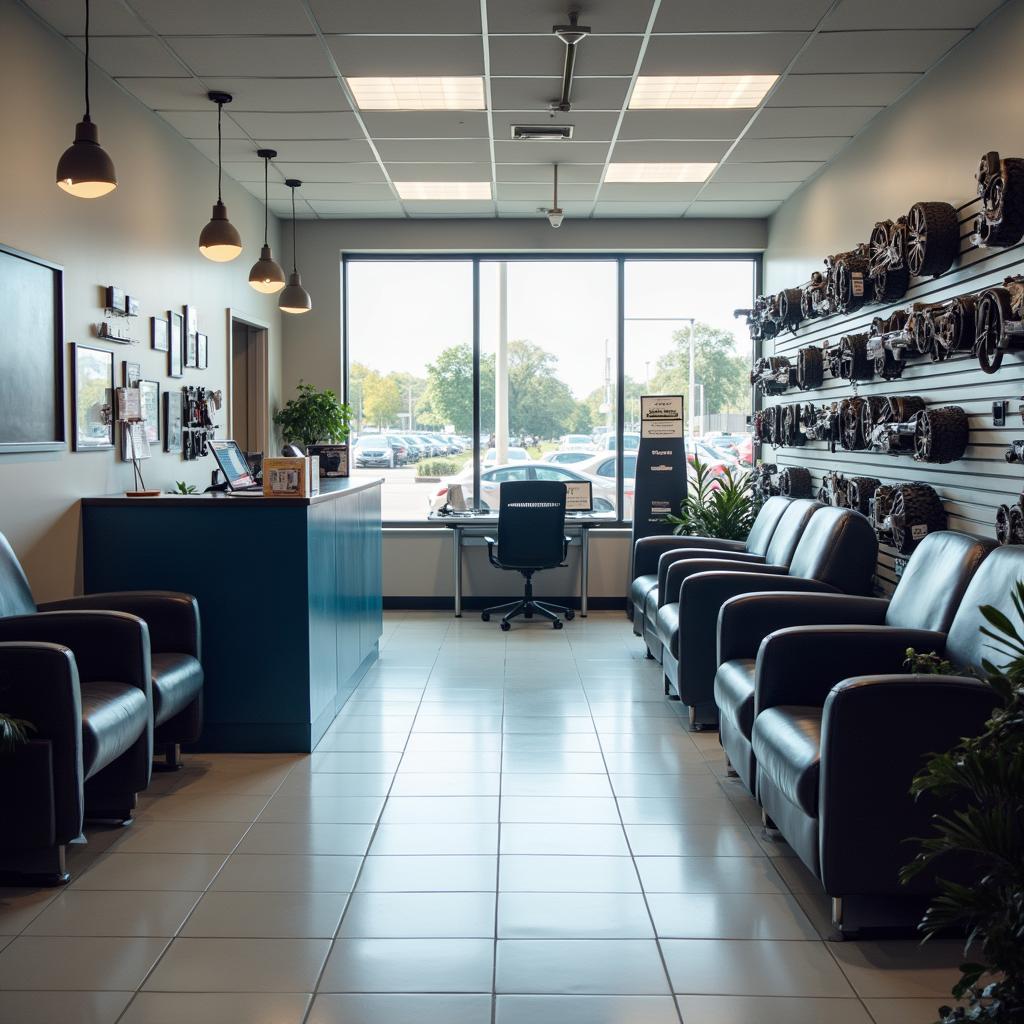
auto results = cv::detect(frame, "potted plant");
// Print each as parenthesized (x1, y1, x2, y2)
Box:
(0, 713, 35, 755)
(666, 456, 757, 541)
(901, 582, 1024, 1023)
(273, 381, 352, 452)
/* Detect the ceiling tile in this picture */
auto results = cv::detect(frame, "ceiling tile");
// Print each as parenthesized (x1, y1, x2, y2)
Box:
(270, 162, 386, 182)
(404, 201, 495, 215)
(309, 0, 481, 33)
(25, 0, 145, 34)
(729, 136, 850, 161)
(495, 183, 597, 201)
(488, 0, 655, 34)
(128, 0, 312, 35)
(654, 0, 831, 31)
(489, 77, 630, 111)
(269, 200, 317, 217)
(166, 36, 334, 77)
(748, 105, 882, 138)
(767, 72, 920, 107)
(116, 77, 210, 110)
(488, 35, 642, 76)
(713, 160, 823, 182)
(67, 36, 186, 77)
(793, 30, 968, 74)
(496, 163, 604, 183)
(308, 200, 406, 217)
(611, 140, 731, 162)
(361, 112, 490, 139)
(232, 111, 363, 140)
(493, 140, 609, 163)
(593, 202, 690, 217)
(699, 181, 802, 201)
(158, 110, 248, 139)
(490, 111, 620, 143)
(206, 78, 349, 112)
(326, 35, 484, 76)
(687, 200, 781, 217)
(189, 139, 264, 162)
(618, 109, 750, 140)
(383, 161, 493, 181)
(598, 183, 703, 201)
(496, 200, 595, 217)
(209, 139, 375, 161)
(258, 182, 395, 201)
(823, 0, 1002, 30)
(377, 140, 492, 162)
(641, 33, 805, 75)
(224, 161, 284, 182)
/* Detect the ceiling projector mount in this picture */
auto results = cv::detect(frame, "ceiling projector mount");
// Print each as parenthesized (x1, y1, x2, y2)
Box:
(551, 9, 590, 113)
(541, 164, 564, 228)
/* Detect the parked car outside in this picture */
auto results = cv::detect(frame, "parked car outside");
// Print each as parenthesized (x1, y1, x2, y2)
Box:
(355, 435, 397, 468)
(541, 450, 593, 466)
(559, 434, 596, 452)
(386, 436, 409, 466)
(402, 436, 424, 462)
(735, 436, 753, 465)
(482, 447, 531, 466)
(600, 432, 640, 451)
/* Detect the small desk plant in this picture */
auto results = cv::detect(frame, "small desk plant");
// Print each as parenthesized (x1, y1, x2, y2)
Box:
(274, 381, 352, 452)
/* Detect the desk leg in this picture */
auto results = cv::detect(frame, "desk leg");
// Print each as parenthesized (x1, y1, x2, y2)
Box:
(453, 527, 463, 617)
(580, 527, 589, 618)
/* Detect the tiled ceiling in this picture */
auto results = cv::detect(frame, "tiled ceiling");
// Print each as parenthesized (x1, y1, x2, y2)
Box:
(23, 0, 1005, 220)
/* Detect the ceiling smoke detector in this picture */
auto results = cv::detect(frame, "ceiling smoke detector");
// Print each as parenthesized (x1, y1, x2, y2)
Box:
(511, 124, 574, 141)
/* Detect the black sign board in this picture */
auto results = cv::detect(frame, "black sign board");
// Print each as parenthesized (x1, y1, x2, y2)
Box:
(630, 394, 688, 543)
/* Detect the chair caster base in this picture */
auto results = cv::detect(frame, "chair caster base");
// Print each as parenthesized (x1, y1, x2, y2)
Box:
(500, 621, 511, 631)
(481, 612, 490, 621)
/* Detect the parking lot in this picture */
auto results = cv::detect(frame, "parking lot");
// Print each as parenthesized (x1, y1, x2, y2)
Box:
(350, 465, 445, 521)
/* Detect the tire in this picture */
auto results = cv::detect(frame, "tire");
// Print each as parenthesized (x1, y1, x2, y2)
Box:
(974, 287, 1010, 374)
(869, 220, 911, 302)
(1012, 505, 1024, 545)
(873, 265, 910, 304)
(838, 333, 872, 381)
(934, 295, 977, 358)
(848, 476, 881, 516)
(974, 152, 1024, 248)
(778, 466, 812, 498)
(822, 340, 842, 379)
(996, 503, 1013, 545)
(905, 201, 960, 277)
(782, 404, 806, 447)
(840, 397, 867, 451)
(914, 405, 969, 464)
(859, 396, 887, 446)
(833, 254, 871, 314)
(889, 484, 947, 555)
(776, 288, 803, 331)
(796, 345, 824, 390)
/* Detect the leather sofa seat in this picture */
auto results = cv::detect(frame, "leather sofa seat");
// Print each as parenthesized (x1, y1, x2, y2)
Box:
(752, 706, 822, 817)
(714, 658, 756, 737)
(629, 573, 658, 615)
(656, 603, 680, 659)
(152, 652, 204, 726)
(80, 681, 149, 781)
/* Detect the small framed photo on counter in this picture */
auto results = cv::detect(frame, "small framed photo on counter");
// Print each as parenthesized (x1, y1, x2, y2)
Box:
(71, 343, 114, 452)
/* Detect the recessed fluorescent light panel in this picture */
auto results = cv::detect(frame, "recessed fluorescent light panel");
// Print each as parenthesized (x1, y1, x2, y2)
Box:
(395, 181, 492, 200)
(605, 163, 716, 183)
(347, 77, 485, 110)
(630, 75, 777, 109)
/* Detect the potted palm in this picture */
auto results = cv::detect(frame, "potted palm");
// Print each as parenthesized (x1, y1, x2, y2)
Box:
(666, 456, 758, 541)
(0, 713, 34, 755)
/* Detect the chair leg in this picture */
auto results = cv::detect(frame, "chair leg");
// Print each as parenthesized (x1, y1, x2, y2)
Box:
(0, 844, 69, 886)
(154, 743, 182, 772)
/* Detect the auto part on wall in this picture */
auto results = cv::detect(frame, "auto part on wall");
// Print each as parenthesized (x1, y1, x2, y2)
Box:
(865, 310, 913, 380)
(734, 294, 781, 343)
(781, 403, 807, 447)
(972, 151, 1024, 248)
(867, 217, 910, 303)
(751, 463, 779, 502)
(995, 493, 1024, 545)
(869, 482, 947, 555)
(750, 356, 796, 395)
(775, 288, 803, 333)
(863, 395, 927, 455)
(904, 201, 960, 278)
(920, 293, 978, 361)
(974, 275, 1024, 374)
(839, 396, 869, 451)
(914, 405, 970, 464)
(829, 246, 872, 315)
(837, 332, 874, 382)
(800, 271, 829, 320)
(817, 470, 880, 515)
(803, 402, 838, 444)
(796, 344, 824, 390)
(778, 465, 812, 498)
(1006, 439, 1024, 464)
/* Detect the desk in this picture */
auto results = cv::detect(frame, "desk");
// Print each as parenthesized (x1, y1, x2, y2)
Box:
(431, 512, 616, 617)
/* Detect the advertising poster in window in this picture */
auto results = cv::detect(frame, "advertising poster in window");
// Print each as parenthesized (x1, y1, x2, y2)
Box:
(631, 394, 688, 544)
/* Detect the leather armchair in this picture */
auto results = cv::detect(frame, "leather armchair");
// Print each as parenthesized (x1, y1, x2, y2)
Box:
(715, 531, 993, 793)
(748, 542, 1022, 932)
(657, 506, 877, 728)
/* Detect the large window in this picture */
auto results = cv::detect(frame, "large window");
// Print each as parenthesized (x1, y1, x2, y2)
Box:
(344, 255, 756, 523)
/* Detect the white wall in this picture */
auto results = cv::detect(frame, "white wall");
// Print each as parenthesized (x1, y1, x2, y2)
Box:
(0, 0, 284, 600)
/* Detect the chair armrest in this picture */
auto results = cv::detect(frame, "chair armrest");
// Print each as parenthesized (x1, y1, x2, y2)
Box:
(657, 547, 764, 595)
(666, 558, 787, 606)
(718, 593, 890, 664)
(0, 611, 152, 698)
(633, 534, 737, 577)
(40, 591, 200, 658)
(819, 673, 996, 896)
(0, 642, 84, 845)
(755, 625, 948, 714)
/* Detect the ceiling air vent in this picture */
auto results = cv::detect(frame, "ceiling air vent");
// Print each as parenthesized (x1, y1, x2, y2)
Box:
(511, 124, 574, 141)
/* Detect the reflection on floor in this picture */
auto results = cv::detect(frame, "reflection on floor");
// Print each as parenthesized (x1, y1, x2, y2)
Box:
(0, 611, 963, 1024)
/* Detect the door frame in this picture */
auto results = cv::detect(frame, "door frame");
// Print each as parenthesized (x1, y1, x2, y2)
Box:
(225, 308, 271, 456)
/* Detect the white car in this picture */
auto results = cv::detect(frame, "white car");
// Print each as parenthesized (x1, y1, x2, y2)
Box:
(559, 434, 596, 452)
(541, 450, 593, 466)
(429, 462, 616, 513)
(482, 447, 531, 466)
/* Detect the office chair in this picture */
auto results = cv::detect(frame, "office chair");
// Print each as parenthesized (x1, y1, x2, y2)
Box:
(481, 480, 575, 631)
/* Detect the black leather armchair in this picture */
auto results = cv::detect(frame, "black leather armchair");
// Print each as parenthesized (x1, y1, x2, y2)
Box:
(715, 531, 994, 793)
(657, 505, 877, 728)
(628, 495, 792, 641)
(748, 542, 1021, 932)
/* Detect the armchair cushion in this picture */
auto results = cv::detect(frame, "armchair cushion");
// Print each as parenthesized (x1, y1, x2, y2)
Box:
(714, 658, 757, 739)
(656, 602, 680, 658)
(80, 681, 149, 780)
(629, 573, 658, 612)
(152, 653, 204, 726)
(752, 706, 823, 818)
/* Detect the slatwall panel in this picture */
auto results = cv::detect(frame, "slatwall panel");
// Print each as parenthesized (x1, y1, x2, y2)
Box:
(762, 191, 1024, 594)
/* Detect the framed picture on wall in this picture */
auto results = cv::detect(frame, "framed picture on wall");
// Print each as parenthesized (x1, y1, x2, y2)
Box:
(184, 304, 197, 339)
(151, 315, 169, 352)
(168, 311, 184, 378)
(122, 360, 141, 387)
(197, 332, 208, 370)
(185, 330, 198, 369)
(71, 343, 114, 451)
(164, 390, 182, 453)
(139, 379, 160, 443)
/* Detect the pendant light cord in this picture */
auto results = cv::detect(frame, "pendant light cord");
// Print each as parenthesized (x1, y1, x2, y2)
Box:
(216, 101, 224, 203)
(291, 187, 298, 273)
(263, 157, 269, 246)
(83, 0, 91, 121)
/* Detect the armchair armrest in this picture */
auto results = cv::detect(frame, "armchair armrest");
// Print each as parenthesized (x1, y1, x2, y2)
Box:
(718, 593, 890, 664)
(657, 547, 764, 596)
(0, 611, 151, 698)
(633, 534, 743, 578)
(819, 673, 996, 897)
(0, 642, 84, 845)
(666, 557, 787, 606)
(40, 591, 200, 658)
(755, 625, 948, 715)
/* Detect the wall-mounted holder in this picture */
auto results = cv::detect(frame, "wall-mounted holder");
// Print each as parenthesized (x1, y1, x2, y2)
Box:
(181, 385, 221, 461)
(96, 321, 136, 344)
(115, 387, 159, 496)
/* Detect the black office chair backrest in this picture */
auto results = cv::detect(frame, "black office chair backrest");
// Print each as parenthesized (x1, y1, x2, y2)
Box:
(497, 480, 568, 570)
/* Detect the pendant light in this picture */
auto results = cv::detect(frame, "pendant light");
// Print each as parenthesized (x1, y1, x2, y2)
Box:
(248, 149, 286, 293)
(56, 0, 117, 198)
(198, 91, 243, 262)
(545, 164, 564, 228)
(279, 179, 312, 315)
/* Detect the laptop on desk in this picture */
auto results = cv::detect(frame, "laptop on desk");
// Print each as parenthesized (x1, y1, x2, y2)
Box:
(209, 439, 263, 493)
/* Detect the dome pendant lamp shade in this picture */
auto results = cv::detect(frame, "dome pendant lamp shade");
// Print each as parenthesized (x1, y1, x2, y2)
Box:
(56, 0, 116, 198)
(279, 179, 312, 315)
(199, 92, 243, 262)
(248, 149, 286, 293)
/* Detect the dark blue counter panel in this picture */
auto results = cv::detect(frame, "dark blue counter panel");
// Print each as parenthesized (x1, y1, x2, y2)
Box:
(81, 480, 382, 752)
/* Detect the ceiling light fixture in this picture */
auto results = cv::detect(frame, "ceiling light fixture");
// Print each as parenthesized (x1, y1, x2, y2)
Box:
(198, 91, 243, 262)
(545, 165, 564, 228)
(347, 76, 485, 110)
(56, 0, 117, 198)
(606, 162, 717, 183)
(629, 75, 778, 109)
(248, 149, 286, 294)
(551, 10, 591, 113)
(394, 181, 492, 201)
(279, 179, 312, 316)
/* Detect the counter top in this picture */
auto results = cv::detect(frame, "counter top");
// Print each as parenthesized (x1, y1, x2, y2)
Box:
(82, 476, 384, 507)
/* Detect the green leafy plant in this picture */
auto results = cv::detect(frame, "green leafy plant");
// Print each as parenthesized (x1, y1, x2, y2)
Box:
(904, 649, 959, 676)
(665, 456, 757, 541)
(901, 580, 1024, 1023)
(417, 458, 462, 477)
(274, 381, 353, 450)
(171, 481, 197, 495)
(0, 714, 35, 755)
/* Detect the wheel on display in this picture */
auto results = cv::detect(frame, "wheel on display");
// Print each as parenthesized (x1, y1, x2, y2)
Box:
(565, 610, 575, 621)
(781, 404, 806, 447)
(840, 397, 867, 451)
(1011, 505, 1024, 545)
(765, 405, 783, 447)
(817, 484, 832, 505)
(996, 504, 1013, 545)
(933, 295, 977, 359)
(500, 621, 511, 631)
(889, 484, 947, 555)
(833, 254, 871, 314)
(868, 219, 910, 303)
(914, 405, 969, 464)
(553, 620, 563, 630)
(905, 201, 960, 278)
(858, 396, 887, 445)
(778, 466, 812, 498)
(847, 476, 881, 516)
(821, 340, 842, 379)
(776, 288, 803, 331)
(838, 332, 873, 381)
(481, 612, 490, 621)
(973, 151, 1024, 248)
(796, 345, 824, 390)
(974, 287, 1011, 374)
(907, 309, 935, 357)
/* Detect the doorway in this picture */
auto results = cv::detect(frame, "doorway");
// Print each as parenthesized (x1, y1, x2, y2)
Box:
(228, 314, 269, 458)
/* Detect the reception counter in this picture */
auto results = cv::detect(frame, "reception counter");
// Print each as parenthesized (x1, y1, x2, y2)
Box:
(81, 478, 383, 752)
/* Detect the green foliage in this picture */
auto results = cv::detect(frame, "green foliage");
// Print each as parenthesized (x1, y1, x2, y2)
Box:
(417, 459, 462, 477)
(904, 649, 959, 676)
(665, 457, 756, 541)
(421, 344, 493, 436)
(650, 322, 750, 415)
(0, 714, 35, 755)
(171, 481, 197, 495)
(901, 580, 1024, 1023)
(274, 381, 352, 449)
